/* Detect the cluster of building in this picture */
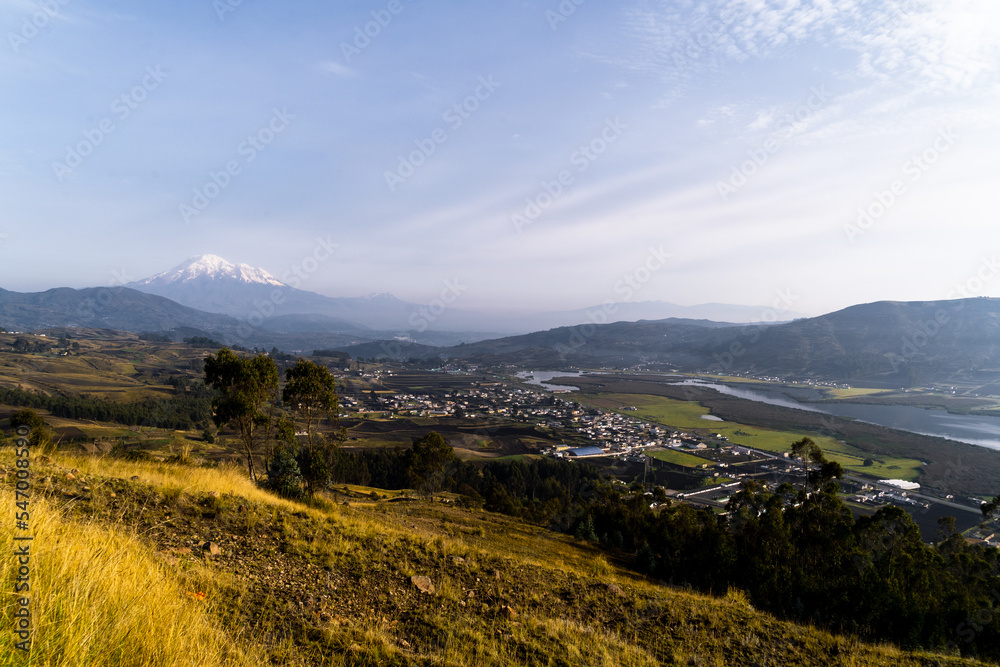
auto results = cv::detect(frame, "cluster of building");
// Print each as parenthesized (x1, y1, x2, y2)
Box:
(344, 376, 755, 466)
(853, 488, 929, 509)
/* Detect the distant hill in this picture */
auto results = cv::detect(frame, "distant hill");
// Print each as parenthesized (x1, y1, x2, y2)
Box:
(407, 318, 726, 367)
(0, 286, 243, 335)
(513, 300, 806, 331)
(718, 298, 1000, 385)
(0, 285, 503, 354)
(416, 299, 1000, 386)
(337, 339, 443, 361)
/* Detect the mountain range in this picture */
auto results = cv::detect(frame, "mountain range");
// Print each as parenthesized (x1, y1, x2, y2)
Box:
(125, 255, 804, 336)
(359, 298, 1000, 387)
(6, 254, 1000, 387)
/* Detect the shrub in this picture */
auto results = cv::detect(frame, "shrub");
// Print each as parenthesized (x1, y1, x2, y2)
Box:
(267, 446, 303, 499)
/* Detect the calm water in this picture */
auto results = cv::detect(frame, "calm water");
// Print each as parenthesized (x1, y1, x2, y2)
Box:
(516, 371, 584, 392)
(677, 380, 1000, 451)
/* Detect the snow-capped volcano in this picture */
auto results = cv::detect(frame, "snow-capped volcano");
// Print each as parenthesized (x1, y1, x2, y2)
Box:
(127, 254, 415, 332)
(132, 254, 285, 288)
(128, 254, 308, 319)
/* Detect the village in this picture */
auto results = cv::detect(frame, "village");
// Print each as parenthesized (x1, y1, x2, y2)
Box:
(334, 365, 998, 542)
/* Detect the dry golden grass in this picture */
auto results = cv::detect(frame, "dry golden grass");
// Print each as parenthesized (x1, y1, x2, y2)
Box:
(31, 452, 302, 512)
(0, 488, 260, 667)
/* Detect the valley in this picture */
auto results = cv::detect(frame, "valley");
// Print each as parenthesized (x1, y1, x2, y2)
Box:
(6, 288, 1000, 664)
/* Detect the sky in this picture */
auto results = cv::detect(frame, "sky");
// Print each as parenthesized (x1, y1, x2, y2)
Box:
(2, 0, 1000, 318)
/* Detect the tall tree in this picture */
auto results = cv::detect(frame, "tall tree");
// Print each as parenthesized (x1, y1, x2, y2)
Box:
(408, 431, 456, 497)
(790, 437, 843, 492)
(282, 358, 342, 495)
(283, 358, 339, 446)
(203, 347, 279, 482)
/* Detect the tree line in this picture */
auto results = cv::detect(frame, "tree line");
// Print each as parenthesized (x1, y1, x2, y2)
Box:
(0, 385, 211, 431)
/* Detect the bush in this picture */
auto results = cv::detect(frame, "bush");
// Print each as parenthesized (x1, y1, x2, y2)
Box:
(574, 515, 598, 542)
(111, 445, 153, 462)
(266, 446, 303, 499)
(10, 408, 45, 431)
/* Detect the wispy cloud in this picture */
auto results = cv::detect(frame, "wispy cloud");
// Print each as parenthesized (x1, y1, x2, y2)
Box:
(609, 1, 1000, 145)
(319, 61, 358, 78)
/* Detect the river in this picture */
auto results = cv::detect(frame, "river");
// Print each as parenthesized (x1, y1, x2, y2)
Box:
(675, 379, 1000, 451)
(515, 370, 585, 392)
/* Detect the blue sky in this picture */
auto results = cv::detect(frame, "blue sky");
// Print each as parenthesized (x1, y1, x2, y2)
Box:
(2, 0, 1000, 317)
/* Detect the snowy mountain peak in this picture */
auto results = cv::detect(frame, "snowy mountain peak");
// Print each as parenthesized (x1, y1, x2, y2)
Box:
(133, 254, 286, 288)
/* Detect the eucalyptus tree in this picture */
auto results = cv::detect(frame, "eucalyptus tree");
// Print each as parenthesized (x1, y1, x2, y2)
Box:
(204, 347, 280, 482)
(283, 358, 343, 495)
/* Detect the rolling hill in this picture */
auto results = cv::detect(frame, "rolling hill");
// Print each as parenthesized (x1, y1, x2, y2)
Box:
(394, 298, 1000, 386)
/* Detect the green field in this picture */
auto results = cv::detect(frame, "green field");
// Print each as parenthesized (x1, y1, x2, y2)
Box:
(583, 393, 925, 482)
(648, 448, 710, 468)
(825, 387, 890, 399)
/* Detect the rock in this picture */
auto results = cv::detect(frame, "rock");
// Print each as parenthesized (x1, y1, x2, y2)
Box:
(410, 575, 435, 595)
(467, 590, 475, 599)
(208, 491, 220, 499)
(64, 473, 76, 481)
(82, 486, 91, 493)
(108, 491, 116, 498)
(452, 556, 465, 564)
(201, 541, 222, 556)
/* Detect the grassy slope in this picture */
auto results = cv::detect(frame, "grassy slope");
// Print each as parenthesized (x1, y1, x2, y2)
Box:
(0, 451, 990, 667)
